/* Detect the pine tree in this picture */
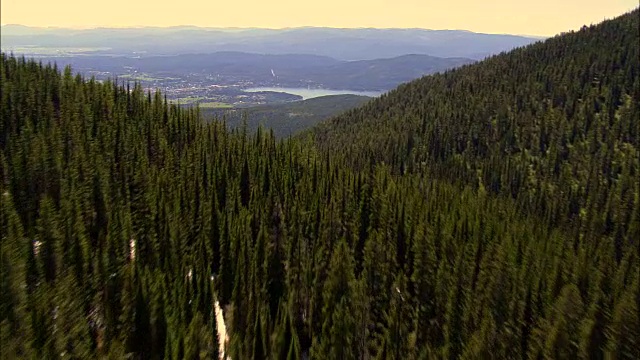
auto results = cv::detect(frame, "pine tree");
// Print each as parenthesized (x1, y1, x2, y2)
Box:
(313, 238, 358, 359)
(604, 287, 639, 359)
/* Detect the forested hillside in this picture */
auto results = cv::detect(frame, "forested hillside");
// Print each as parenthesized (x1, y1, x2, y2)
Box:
(1, 9, 639, 360)
(201, 94, 372, 138)
(312, 10, 640, 257)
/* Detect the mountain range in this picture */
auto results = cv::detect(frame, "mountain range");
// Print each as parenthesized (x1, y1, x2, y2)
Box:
(1, 24, 541, 60)
(34, 52, 474, 90)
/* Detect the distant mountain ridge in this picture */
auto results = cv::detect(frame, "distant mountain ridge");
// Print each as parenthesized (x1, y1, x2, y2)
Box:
(1, 24, 541, 60)
(32, 52, 475, 90)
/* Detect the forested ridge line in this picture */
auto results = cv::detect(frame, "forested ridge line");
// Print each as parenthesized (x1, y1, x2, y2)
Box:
(311, 9, 639, 255)
(1, 9, 639, 360)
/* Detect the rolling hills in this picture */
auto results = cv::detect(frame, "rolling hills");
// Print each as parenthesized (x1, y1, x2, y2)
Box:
(1, 25, 540, 60)
(28, 52, 474, 91)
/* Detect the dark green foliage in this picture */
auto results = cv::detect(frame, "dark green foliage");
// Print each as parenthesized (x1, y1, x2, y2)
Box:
(1, 9, 639, 360)
(311, 10, 640, 253)
(201, 94, 372, 138)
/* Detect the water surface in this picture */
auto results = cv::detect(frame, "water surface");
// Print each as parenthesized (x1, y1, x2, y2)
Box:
(243, 87, 383, 100)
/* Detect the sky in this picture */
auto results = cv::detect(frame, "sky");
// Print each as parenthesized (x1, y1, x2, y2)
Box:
(1, 0, 637, 36)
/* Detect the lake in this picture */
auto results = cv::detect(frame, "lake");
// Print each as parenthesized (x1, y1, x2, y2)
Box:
(243, 87, 383, 100)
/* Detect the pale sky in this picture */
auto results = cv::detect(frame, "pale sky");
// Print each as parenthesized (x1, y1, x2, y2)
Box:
(1, 0, 637, 36)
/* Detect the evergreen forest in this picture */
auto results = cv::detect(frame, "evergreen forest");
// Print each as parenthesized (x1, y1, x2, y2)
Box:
(1, 9, 639, 360)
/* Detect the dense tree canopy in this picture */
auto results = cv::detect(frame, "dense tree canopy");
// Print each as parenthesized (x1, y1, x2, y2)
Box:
(1, 9, 639, 360)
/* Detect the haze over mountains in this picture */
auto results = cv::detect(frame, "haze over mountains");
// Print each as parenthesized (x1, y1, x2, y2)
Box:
(0, 24, 541, 113)
(1, 24, 541, 60)
(29, 52, 474, 91)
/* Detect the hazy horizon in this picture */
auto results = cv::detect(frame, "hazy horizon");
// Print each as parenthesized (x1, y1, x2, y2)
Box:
(0, 23, 549, 39)
(1, 0, 637, 37)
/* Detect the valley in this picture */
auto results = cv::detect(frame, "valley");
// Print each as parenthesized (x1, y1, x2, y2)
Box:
(2, 51, 469, 108)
